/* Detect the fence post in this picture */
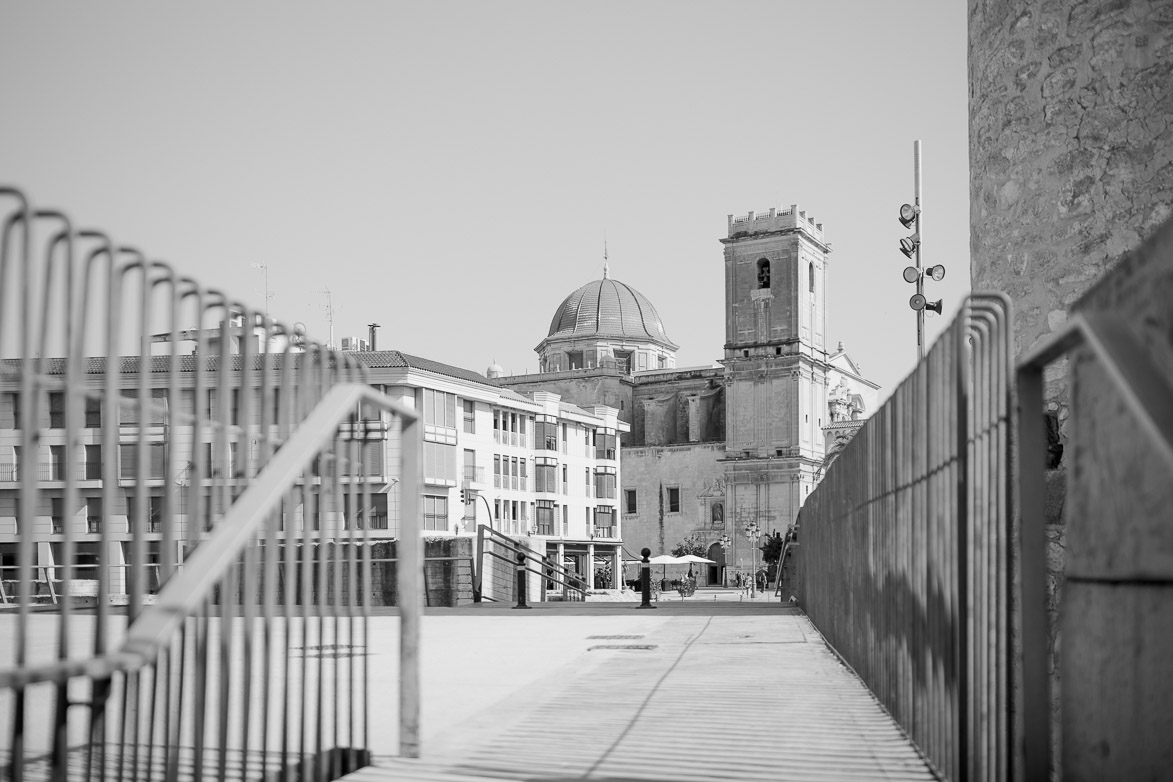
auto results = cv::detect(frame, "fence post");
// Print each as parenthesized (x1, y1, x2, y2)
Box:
(513, 551, 530, 610)
(637, 547, 656, 610)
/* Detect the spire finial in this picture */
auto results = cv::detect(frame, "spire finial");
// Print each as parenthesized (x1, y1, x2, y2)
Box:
(603, 232, 609, 279)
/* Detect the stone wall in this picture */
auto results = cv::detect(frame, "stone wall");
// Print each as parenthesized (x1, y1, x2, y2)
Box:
(969, 0, 1172, 384)
(620, 443, 726, 567)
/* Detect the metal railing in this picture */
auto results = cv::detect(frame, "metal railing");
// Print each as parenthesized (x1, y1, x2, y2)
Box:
(0, 188, 424, 780)
(472, 525, 588, 603)
(1015, 310, 1173, 780)
(799, 294, 1013, 782)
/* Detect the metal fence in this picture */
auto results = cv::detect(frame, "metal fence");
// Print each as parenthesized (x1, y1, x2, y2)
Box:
(0, 188, 423, 781)
(799, 294, 1013, 782)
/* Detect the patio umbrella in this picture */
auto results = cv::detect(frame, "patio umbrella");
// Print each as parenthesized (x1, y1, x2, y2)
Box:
(675, 554, 715, 583)
(647, 554, 683, 582)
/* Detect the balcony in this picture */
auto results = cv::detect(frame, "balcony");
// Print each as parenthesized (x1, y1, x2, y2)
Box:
(592, 526, 615, 539)
(463, 465, 486, 486)
(339, 418, 388, 441)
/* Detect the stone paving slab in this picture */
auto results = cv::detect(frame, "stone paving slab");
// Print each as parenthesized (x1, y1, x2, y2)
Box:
(351, 602, 937, 781)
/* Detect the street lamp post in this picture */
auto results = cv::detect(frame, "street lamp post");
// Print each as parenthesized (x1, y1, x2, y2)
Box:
(744, 521, 762, 598)
(718, 533, 731, 588)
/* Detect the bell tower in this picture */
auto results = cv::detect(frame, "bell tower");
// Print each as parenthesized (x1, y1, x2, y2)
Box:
(719, 204, 830, 547)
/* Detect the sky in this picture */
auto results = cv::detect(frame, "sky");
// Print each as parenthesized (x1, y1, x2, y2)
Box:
(0, 1, 969, 398)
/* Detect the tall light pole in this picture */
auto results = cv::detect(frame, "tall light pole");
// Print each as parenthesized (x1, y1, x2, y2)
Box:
(743, 520, 761, 597)
(899, 140, 943, 361)
(251, 262, 273, 319)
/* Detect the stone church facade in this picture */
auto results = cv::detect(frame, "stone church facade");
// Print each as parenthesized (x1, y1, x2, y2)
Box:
(500, 204, 879, 585)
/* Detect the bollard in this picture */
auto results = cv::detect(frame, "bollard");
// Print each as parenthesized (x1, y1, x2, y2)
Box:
(636, 547, 656, 610)
(513, 551, 531, 609)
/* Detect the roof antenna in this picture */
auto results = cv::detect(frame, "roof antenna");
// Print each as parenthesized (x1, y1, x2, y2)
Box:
(603, 231, 609, 279)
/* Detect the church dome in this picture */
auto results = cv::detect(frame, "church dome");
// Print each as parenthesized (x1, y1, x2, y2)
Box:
(546, 277, 676, 348)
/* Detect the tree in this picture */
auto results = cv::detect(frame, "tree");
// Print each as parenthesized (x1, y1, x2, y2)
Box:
(759, 531, 785, 579)
(670, 533, 707, 558)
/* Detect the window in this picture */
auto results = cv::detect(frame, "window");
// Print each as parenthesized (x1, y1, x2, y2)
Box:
(534, 461, 557, 493)
(594, 506, 614, 537)
(585, 468, 591, 495)
(520, 459, 527, 491)
(462, 399, 475, 433)
(51, 497, 64, 534)
(562, 505, 568, 536)
(535, 500, 555, 536)
(463, 449, 476, 483)
(85, 396, 101, 428)
(561, 465, 567, 494)
(614, 351, 632, 374)
(49, 445, 65, 480)
(3, 392, 19, 429)
(757, 258, 771, 288)
(667, 487, 681, 514)
(120, 443, 165, 480)
(126, 494, 163, 533)
(49, 392, 65, 428)
(535, 418, 558, 451)
(493, 454, 501, 488)
(595, 432, 617, 460)
(809, 262, 815, 293)
(84, 445, 101, 478)
(345, 493, 388, 530)
(624, 489, 637, 514)
(511, 457, 520, 490)
(567, 351, 583, 370)
(422, 389, 457, 428)
(561, 423, 567, 453)
(423, 441, 457, 483)
(594, 469, 616, 500)
(87, 497, 102, 533)
(122, 389, 169, 426)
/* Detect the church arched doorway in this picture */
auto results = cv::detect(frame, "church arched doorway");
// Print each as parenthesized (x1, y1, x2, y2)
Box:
(706, 542, 726, 586)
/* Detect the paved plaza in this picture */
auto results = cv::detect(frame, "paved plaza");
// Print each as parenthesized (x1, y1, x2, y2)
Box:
(357, 590, 935, 781)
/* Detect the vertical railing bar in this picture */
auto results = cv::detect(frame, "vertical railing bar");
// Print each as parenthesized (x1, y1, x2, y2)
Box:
(278, 344, 297, 780)
(7, 195, 35, 782)
(126, 255, 151, 623)
(281, 490, 297, 780)
(191, 600, 210, 782)
(994, 296, 1013, 782)
(400, 368, 423, 758)
(1017, 338, 1052, 780)
(297, 349, 317, 779)
(37, 215, 77, 782)
(257, 322, 278, 782)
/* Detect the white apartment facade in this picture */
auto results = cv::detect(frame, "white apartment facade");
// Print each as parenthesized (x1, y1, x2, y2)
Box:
(0, 350, 627, 598)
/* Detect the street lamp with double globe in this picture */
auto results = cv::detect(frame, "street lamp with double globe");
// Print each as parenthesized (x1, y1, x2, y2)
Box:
(744, 520, 762, 597)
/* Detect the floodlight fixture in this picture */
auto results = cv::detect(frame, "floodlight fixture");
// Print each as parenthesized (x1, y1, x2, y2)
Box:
(903, 265, 920, 283)
(925, 299, 943, 315)
(926, 264, 946, 281)
(899, 203, 919, 228)
(899, 234, 920, 259)
(910, 293, 926, 311)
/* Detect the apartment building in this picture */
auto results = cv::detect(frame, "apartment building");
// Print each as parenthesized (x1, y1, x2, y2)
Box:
(0, 349, 626, 598)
